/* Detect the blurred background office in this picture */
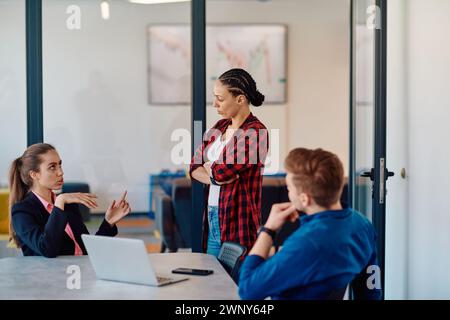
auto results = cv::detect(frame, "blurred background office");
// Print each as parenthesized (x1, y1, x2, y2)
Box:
(1, 0, 450, 300)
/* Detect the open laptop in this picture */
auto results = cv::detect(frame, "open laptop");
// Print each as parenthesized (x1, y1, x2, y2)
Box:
(81, 234, 188, 286)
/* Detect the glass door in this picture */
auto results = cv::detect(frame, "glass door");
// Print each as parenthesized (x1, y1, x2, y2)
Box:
(351, 0, 375, 221)
(350, 0, 394, 299)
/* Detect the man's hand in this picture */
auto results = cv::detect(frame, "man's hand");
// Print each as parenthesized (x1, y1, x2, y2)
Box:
(264, 202, 298, 232)
(249, 203, 297, 259)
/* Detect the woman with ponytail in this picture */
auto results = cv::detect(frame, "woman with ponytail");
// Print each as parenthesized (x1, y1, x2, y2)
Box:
(9, 143, 131, 257)
(190, 68, 269, 257)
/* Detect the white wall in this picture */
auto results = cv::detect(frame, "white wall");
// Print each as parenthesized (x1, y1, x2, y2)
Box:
(0, 0, 27, 187)
(1, 0, 349, 213)
(385, 0, 409, 300)
(374, 0, 450, 300)
(388, 0, 450, 299)
(405, 0, 450, 299)
(284, 0, 349, 169)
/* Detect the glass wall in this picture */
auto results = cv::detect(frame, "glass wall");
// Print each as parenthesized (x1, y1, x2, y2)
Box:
(42, 0, 191, 216)
(206, 0, 350, 176)
(352, 0, 375, 220)
(0, 0, 27, 188)
(0, 0, 26, 257)
(204, 0, 350, 247)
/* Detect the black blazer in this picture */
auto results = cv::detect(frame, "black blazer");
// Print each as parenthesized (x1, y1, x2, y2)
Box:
(11, 191, 118, 258)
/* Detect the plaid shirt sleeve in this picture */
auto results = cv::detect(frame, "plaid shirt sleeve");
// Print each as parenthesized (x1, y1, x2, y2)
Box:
(189, 141, 206, 182)
(210, 125, 268, 183)
(189, 121, 226, 182)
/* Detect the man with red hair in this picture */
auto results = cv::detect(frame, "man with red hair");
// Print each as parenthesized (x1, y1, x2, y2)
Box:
(239, 148, 382, 300)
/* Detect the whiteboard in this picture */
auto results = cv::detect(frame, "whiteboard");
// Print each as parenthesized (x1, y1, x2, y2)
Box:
(147, 24, 287, 105)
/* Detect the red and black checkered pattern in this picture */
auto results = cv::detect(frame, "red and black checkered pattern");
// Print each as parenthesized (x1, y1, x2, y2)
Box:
(190, 113, 269, 253)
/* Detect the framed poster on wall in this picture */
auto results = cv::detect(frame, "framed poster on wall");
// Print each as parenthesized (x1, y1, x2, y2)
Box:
(147, 24, 287, 105)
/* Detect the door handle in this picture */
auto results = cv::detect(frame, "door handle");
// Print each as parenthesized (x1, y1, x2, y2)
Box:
(360, 169, 374, 181)
(386, 170, 395, 180)
(360, 168, 394, 181)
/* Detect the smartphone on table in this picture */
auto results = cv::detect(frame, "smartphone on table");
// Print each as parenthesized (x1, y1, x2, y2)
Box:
(172, 268, 214, 276)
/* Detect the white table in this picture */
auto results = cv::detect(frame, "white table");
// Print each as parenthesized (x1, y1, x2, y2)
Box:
(0, 253, 240, 300)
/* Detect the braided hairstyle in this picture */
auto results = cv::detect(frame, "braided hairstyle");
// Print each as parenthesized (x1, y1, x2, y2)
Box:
(218, 68, 265, 107)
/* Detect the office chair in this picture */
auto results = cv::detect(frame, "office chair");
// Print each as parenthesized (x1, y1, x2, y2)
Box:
(61, 182, 91, 222)
(217, 242, 247, 284)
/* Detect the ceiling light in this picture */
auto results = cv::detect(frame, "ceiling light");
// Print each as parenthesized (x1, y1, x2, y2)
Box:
(101, 0, 110, 20)
(128, 0, 190, 4)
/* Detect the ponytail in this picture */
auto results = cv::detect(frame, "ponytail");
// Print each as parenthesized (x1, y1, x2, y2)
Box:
(8, 157, 28, 247)
(7, 143, 56, 247)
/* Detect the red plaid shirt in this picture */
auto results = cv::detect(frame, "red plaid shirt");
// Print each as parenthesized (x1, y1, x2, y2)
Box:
(190, 113, 269, 253)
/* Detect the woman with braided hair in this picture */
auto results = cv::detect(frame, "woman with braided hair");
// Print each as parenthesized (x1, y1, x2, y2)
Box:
(190, 68, 269, 257)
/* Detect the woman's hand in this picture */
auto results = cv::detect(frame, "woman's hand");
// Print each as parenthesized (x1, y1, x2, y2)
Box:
(204, 161, 239, 185)
(55, 193, 98, 211)
(215, 174, 239, 185)
(105, 191, 131, 226)
(203, 161, 212, 176)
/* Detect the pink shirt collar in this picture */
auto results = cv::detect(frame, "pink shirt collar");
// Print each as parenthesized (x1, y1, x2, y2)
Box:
(32, 191, 56, 213)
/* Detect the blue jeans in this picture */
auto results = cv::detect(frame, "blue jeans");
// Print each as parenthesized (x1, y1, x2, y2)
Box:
(207, 206, 221, 257)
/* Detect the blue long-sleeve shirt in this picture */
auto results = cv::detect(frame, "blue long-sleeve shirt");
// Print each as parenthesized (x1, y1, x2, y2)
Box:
(239, 208, 382, 300)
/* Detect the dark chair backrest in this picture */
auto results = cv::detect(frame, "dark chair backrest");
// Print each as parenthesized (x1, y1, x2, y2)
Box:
(260, 177, 281, 224)
(217, 241, 247, 284)
(61, 182, 90, 222)
(171, 178, 192, 247)
(261, 177, 300, 249)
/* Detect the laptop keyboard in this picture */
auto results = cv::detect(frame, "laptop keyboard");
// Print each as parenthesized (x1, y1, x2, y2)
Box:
(157, 276, 172, 283)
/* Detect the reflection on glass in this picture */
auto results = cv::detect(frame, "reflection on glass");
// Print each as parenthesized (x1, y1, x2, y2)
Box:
(0, 0, 27, 188)
(42, 0, 191, 215)
(353, 0, 375, 220)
